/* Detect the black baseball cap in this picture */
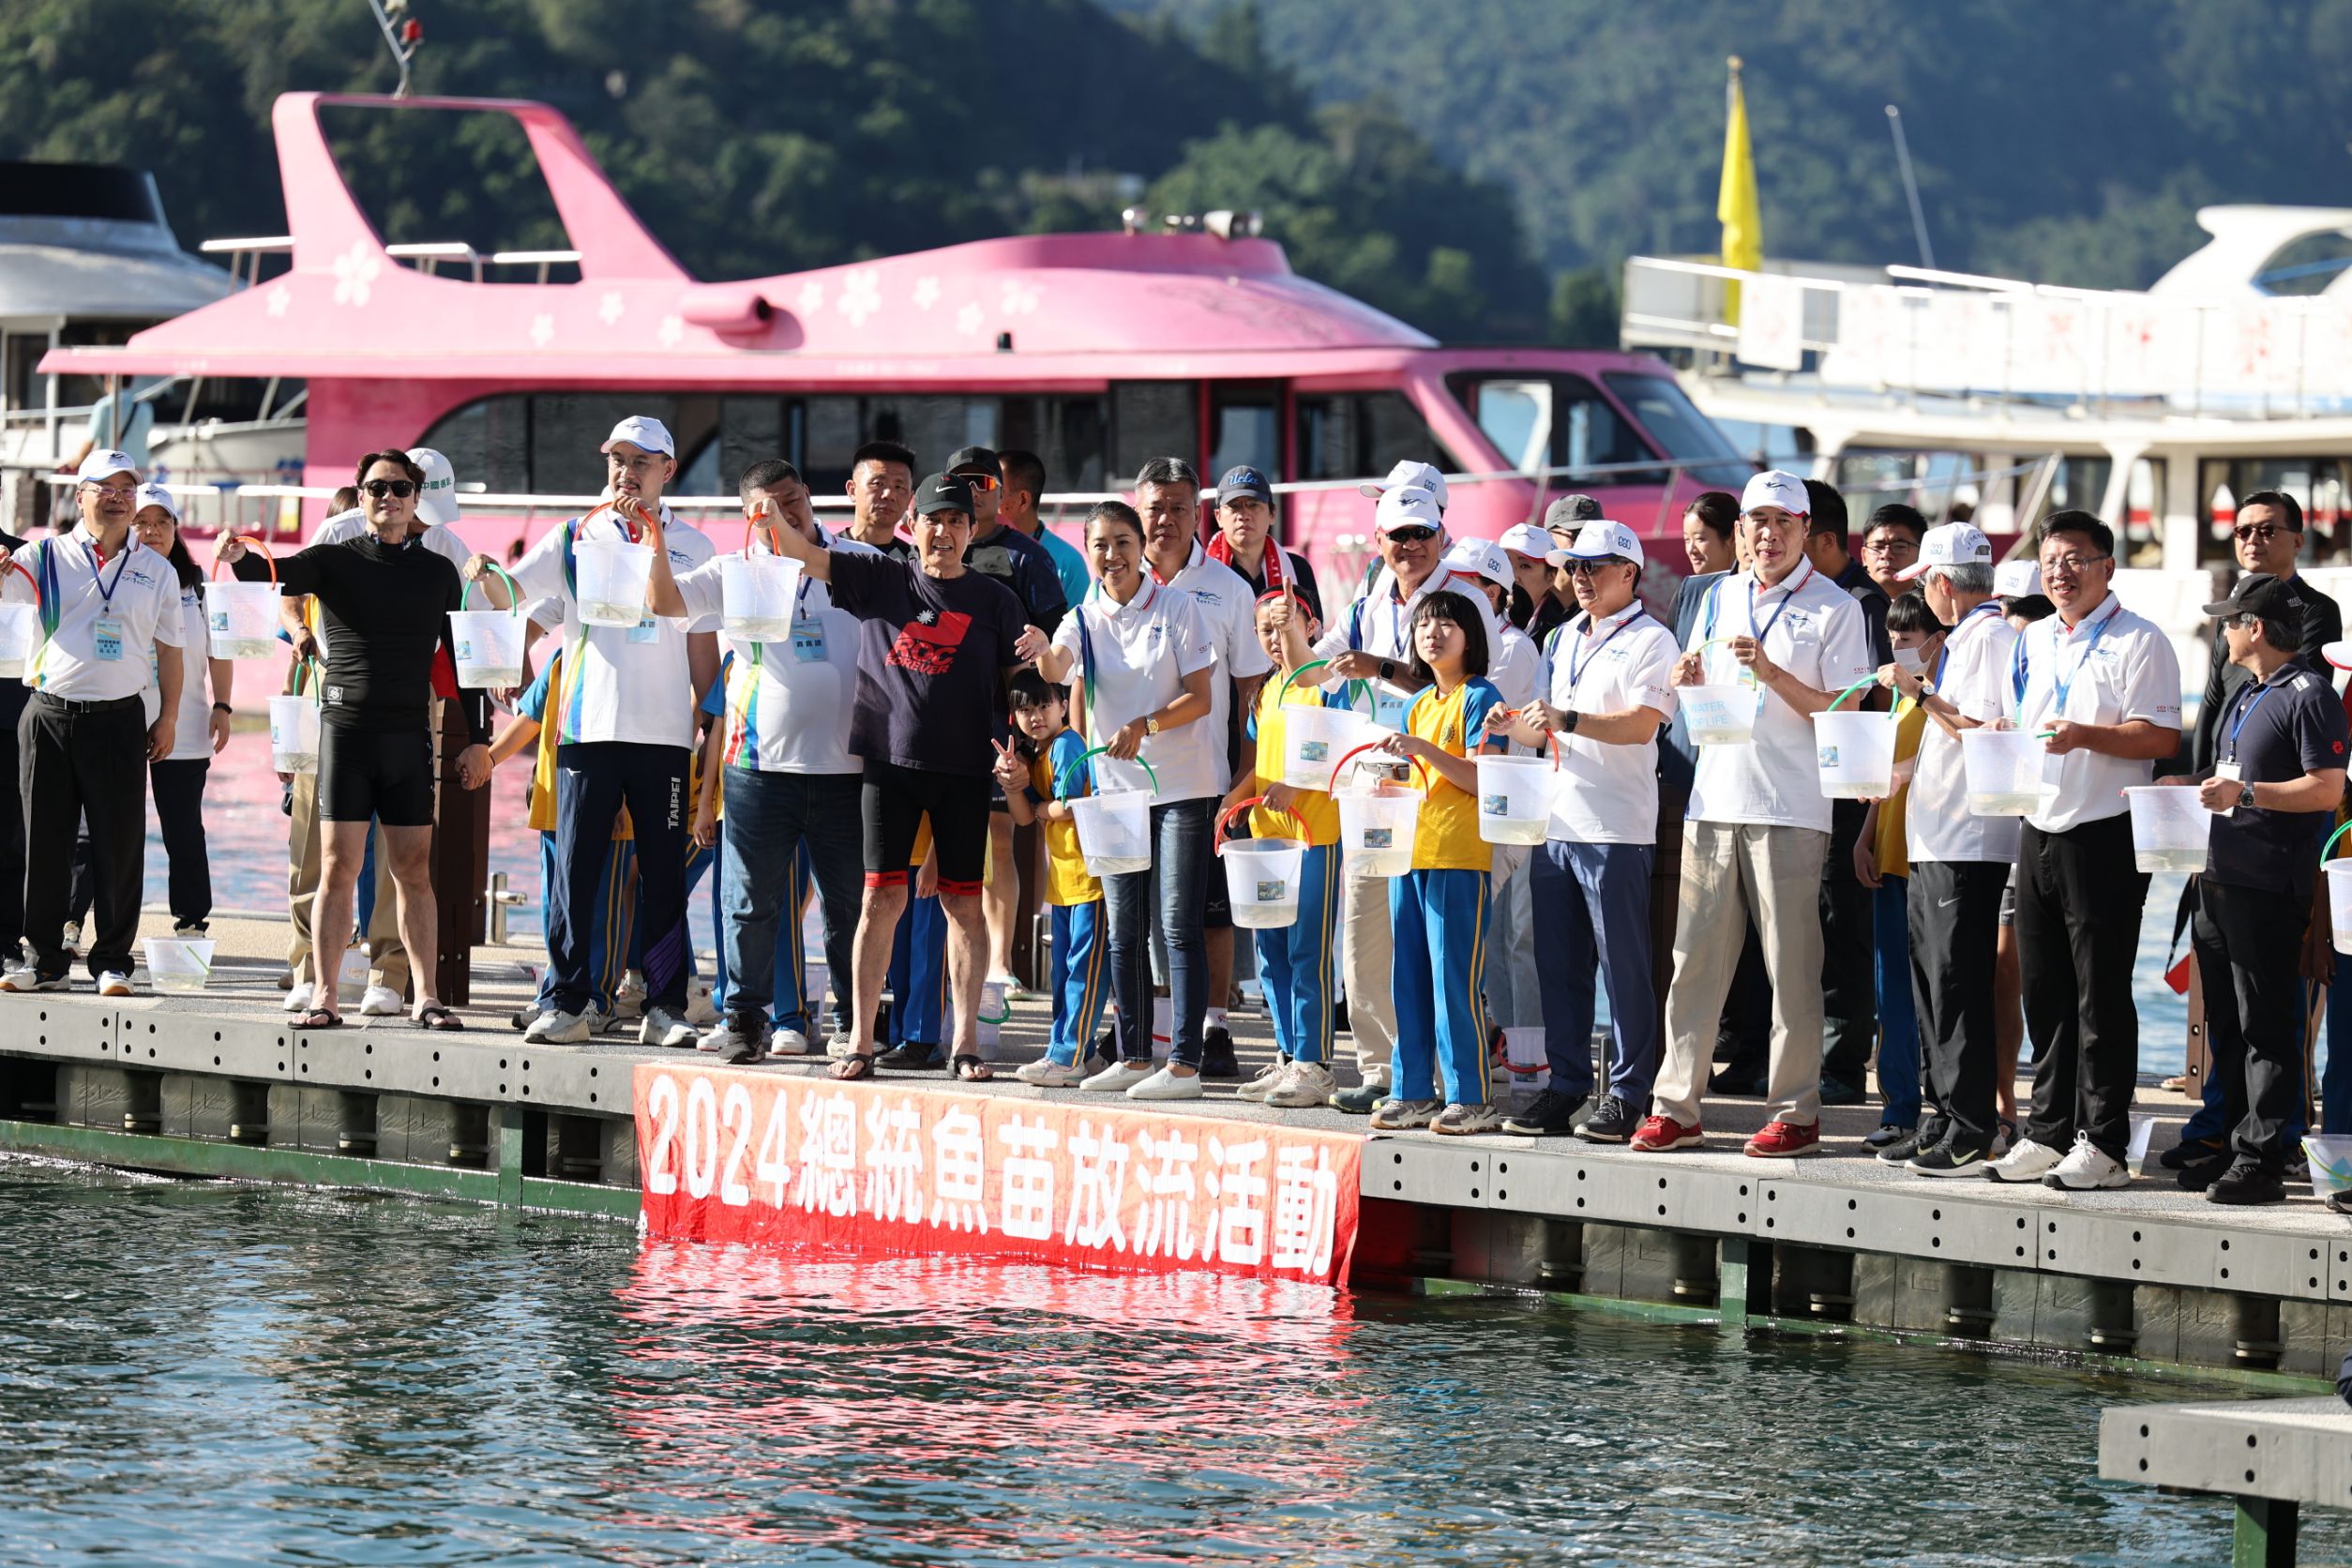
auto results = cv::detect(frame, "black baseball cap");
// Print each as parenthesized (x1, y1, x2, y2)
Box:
(2203, 572, 2300, 623)
(944, 445, 1002, 481)
(913, 473, 976, 517)
(1217, 465, 1274, 506)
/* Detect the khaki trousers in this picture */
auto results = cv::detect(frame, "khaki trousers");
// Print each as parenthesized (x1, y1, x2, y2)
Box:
(285, 769, 410, 995)
(1342, 870, 1397, 1078)
(1652, 820, 1829, 1128)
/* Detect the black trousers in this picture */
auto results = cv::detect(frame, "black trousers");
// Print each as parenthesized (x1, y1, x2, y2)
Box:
(2191, 878, 2307, 1172)
(1907, 859, 2010, 1149)
(68, 758, 212, 931)
(0, 692, 25, 956)
(1818, 798, 1877, 1092)
(549, 742, 689, 1015)
(2016, 814, 2148, 1162)
(21, 695, 146, 978)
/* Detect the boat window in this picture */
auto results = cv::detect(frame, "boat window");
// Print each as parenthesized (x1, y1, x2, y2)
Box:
(1446, 371, 1656, 484)
(1294, 391, 1452, 483)
(1111, 382, 1199, 485)
(1208, 384, 1281, 483)
(1602, 372, 1749, 486)
(317, 106, 576, 282)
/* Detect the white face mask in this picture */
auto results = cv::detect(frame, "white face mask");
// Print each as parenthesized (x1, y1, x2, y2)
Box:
(1892, 646, 1928, 675)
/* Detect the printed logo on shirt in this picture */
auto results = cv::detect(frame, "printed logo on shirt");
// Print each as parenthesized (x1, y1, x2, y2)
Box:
(126, 567, 156, 588)
(888, 608, 974, 676)
(325, 685, 345, 704)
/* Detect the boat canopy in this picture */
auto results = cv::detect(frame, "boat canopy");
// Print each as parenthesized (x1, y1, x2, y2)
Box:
(0, 162, 232, 327)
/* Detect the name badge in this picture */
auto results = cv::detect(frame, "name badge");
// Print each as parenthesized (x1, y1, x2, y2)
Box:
(626, 611, 659, 645)
(791, 617, 827, 663)
(2212, 761, 2241, 820)
(91, 614, 123, 662)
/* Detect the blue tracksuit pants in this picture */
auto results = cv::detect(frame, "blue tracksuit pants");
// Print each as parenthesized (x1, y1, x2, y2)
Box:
(886, 893, 949, 1048)
(1390, 867, 1491, 1106)
(1047, 899, 1110, 1066)
(1254, 842, 1339, 1065)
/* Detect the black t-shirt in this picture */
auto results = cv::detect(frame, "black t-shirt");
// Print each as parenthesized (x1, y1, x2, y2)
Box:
(826, 549, 1028, 777)
(2190, 573, 2344, 772)
(963, 522, 1067, 633)
(2204, 665, 2349, 896)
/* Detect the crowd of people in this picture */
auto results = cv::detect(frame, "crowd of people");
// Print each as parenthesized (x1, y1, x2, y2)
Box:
(11, 421, 2350, 1209)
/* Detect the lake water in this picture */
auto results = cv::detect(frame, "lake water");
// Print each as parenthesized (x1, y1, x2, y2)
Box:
(1, 1158, 2343, 1566)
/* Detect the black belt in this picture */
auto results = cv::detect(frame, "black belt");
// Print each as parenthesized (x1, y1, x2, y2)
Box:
(34, 692, 143, 715)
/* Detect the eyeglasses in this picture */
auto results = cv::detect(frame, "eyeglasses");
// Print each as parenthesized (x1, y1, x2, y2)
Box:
(1862, 537, 1919, 555)
(953, 472, 1001, 493)
(1383, 526, 1438, 545)
(2234, 523, 2291, 543)
(364, 479, 417, 499)
(2043, 553, 2110, 576)
(82, 481, 138, 499)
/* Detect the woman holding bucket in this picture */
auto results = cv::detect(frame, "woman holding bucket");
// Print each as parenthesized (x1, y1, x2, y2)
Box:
(1024, 499, 1218, 1101)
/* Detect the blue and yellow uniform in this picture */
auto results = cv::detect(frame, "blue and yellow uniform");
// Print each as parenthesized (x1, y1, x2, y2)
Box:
(1030, 727, 1108, 1067)
(1394, 676, 1507, 1107)
(885, 817, 948, 1051)
(520, 654, 633, 1016)
(1244, 678, 1345, 1066)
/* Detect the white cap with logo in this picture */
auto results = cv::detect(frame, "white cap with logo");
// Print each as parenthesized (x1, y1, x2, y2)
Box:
(1374, 484, 1445, 535)
(1895, 521, 1993, 582)
(600, 415, 676, 458)
(406, 446, 460, 528)
(1993, 558, 2043, 598)
(1546, 519, 1645, 567)
(76, 449, 139, 485)
(1359, 460, 1449, 513)
(133, 482, 179, 523)
(1496, 521, 1554, 561)
(1440, 538, 1513, 590)
(1740, 469, 1810, 517)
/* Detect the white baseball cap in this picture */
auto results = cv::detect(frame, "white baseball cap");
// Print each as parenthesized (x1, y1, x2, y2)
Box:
(406, 446, 460, 528)
(76, 449, 139, 485)
(1440, 538, 1513, 590)
(1547, 519, 1645, 567)
(1993, 558, 2043, 597)
(600, 415, 675, 459)
(1895, 521, 1993, 582)
(1741, 469, 1810, 517)
(132, 481, 179, 523)
(1497, 522, 1554, 561)
(1360, 460, 1449, 513)
(1374, 484, 1444, 535)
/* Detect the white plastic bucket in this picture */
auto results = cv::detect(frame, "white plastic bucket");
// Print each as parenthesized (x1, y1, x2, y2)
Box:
(2328, 861, 2352, 955)
(1222, 838, 1304, 928)
(447, 609, 525, 688)
(0, 601, 37, 679)
(1475, 755, 1550, 845)
(1283, 703, 1362, 791)
(2126, 1114, 2156, 1179)
(1960, 727, 2044, 816)
(2302, 1134, 2352, 1203)
(721, 552, 802, 642)
(2123, 785, 2212, 874)
(1683, 682, 1758, 746)
(1813, 709, 1897, 800)
(1337, 784, 1419, 879)
(204, 580, 281, 659)
(142, 937, 215, 993)
(268, 693, 320, 775)
(1070, 789, 1153, 877)
(573, 537, 656, 627)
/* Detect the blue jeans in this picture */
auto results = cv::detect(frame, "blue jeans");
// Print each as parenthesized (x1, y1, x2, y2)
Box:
(1254, 842, 1340, 1065)
(1048, 899, 1110, 1066)
(1104, 798, 1211, 1065)
(1875, 875, 1921, 1126)
(715, 768, 864, 1036)
(1529, 839, 1656, 1103)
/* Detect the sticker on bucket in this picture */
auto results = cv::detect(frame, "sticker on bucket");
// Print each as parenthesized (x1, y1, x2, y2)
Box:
(1817, 745, 1840, 768)
(1362, 827, 1393, 849)
(1299, 740, 1329, 762)
(1482, 793, 1509, 816)
(1255, 879, 1288, 901)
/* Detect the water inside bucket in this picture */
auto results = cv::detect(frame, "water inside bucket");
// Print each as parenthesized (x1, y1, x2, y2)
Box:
(0, 600, 37, 679)
(1475, 755, 1550, 846)
(1337, 786, 1418, 878)
(573, 538, 656, 628)
(1222, 838, 1304, 929)
(447, 609, 525, 688)
(1813, 709, 1897, 800)
(1959, 727, 2045, 816)
(2123, 784, 2212, 875)
(1070, 790, 1153, 877)
(267, 693, 320, 775)
(204, 580, 281, 660)
(1683, 683, 1757, 746)
(721, 553, 803, 642)
(141, 937, 215, 993)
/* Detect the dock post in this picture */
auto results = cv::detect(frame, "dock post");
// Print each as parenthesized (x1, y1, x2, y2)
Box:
(1718, 1237, 1759, 1333)
(2234, 1496, 2297, 1568)
(494, 1104, 524, 1210)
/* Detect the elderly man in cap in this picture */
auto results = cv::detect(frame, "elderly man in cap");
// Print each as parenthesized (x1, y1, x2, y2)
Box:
(2170, 574, 2346, 1204)
(1211, 464, 1322, 623)
(1500, 520, 1679, 1139)
(475, 415, 717, 1047)
(1636, 469, 1874, 1157)
(1309, 482, 1501, 1111)
(0, 450, 186, 996)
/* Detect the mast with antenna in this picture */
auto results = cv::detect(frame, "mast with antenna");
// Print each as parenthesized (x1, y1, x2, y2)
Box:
(362, 0, 424, 98)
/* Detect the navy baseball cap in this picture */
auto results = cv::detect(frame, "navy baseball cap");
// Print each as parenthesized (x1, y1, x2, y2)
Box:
(944, 445, 1002, 481)
(1217, 465, 1275, 507)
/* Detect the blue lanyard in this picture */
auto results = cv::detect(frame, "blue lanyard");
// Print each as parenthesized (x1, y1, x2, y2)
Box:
(2011, 633, 2029, 706)
(83, 535, 129, 611)
(2226, 678, 2279, 763)
(1566, 608, 1646, 700)
(1933, 601, 2001, 688)
(1702, 560, 1814, 647)
(2048, 596, 2121, 717)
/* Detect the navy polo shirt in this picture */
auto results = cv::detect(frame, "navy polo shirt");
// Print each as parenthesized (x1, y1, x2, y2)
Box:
(2205, 665, 2350, 897)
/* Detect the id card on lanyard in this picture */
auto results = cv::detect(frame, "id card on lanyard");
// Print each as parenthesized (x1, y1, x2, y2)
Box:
(87, 539, 130, 661)
(788, 575, 825, 661)
(2211, 677, 2278, 819)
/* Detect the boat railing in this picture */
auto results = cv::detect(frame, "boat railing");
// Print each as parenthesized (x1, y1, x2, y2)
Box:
(196, 236, 585, 288)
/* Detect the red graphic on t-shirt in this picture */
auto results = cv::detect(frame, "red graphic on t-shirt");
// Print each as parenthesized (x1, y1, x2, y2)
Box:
(887, 609, 972, 675)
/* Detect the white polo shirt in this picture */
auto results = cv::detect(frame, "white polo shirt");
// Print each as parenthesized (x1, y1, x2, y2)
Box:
(22, 529, 184, 702)
(306, 509, 473, 660)
(1541, 604, 1679, 843)
(1683, 562, 1875, 832)
(1049, 579, 1217, 801)
(1311, 565, 1505, 731)
(1490, 622, 1541, 712)
(673, 529, 877, 775)
(507, 504, 716, 750)
(158, 589, 215, 759)
(1158, 541, 1273, 791)
(2015, 591, 2182, 834)
(1907, 601, 2022, 865)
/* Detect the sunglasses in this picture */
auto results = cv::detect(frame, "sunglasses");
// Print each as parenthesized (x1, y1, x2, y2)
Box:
(364, 479, 417, 499)
(2233, 523, 2291, 543)
(1383, 525, 1438, 544)
(953, 472, 1002, 492)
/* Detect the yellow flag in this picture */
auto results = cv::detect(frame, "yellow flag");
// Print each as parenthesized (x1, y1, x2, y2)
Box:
(1718, 58, 1761, 323)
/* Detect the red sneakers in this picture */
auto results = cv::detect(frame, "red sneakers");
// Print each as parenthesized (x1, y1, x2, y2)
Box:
(1630, 1114, 1702, 1152)
(1743, 1120, 1821, 1158)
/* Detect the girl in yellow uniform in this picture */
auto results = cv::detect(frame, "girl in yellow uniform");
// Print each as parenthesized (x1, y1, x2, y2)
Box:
(1371, 591, 1511, 1136)
(994, 671, 1108, 1085)
(1223, 592, 1346, 1108)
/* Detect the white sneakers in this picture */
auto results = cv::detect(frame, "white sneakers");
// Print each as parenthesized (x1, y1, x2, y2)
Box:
(2043, 1133, 2131, 1191)
(282, 982, 315, 1013)
(97, 971, 131, 998)
(524, 1008, 592, 1045)
(1262, 1062, 1336, 1108)
(770, 1027, 811, 1057)
(686, 979, 717, 1025)
(1123, 1066, 1204, 1101)
(1985, 1136, 2063, 1184)
(1016, 1057, 1087, 1088)
(1080, 1060, 1156, 1094)
(357, 985, 402, 1018)
(1235, 1061, 1289, 1103)
(641, 1005, 698, 1048)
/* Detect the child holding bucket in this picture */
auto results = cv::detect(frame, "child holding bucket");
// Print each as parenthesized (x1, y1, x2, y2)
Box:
(992, 671, 1108, 1086)
(1220, 591, 1344, 1108)
(1371, 590, 1511, 1135)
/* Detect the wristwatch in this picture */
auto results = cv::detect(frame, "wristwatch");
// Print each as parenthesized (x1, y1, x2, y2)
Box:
(1378, 658, 1396, 682)
(1559, 710, 1582, 736)
(1144, 716, 1162, 736)
(2239, 780, 2257, 809)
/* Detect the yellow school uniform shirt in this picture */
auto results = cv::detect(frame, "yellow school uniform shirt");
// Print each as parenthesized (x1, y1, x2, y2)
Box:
(1248, 677, 1342, 847)
(526, 655, 634, 841)
(1031, 728, 1100, 906)
(1872, 695, 1930, 879)
(1405, 676, 1508, 872)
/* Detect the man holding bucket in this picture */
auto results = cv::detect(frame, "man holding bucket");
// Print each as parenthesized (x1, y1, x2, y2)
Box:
(0, 450, 185, 996)
(1987, 511, 2181, 1190)
(1636, 469, 1874, 1159)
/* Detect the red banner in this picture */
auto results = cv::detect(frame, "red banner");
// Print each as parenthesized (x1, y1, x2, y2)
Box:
(634, 1062, 1362, 1288)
